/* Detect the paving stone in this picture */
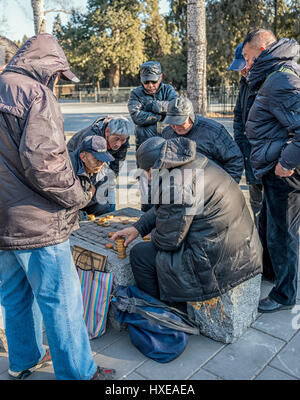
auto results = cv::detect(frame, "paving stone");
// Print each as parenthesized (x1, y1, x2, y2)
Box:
(189, 368, 222, 380)
(0, 352, 9, 374)
(255, 365, 297, 380)
(135, 334, 224, 380)
(90, 328, 127, 353)
(270, 330, 300, 379)
(252, 302, 300, 341)
(122, 372, 146, 380)
(93, 334, 147, 380)
(202, 328, 285, 380)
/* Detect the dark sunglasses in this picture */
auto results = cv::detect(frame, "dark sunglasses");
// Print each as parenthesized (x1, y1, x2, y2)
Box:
(143, 80, 159, 85)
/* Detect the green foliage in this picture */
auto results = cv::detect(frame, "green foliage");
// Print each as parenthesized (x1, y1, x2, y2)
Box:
(54, 0, 300, 88)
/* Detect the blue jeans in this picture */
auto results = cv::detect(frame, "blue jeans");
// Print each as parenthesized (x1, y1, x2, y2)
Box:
(0, 240, 97, 380)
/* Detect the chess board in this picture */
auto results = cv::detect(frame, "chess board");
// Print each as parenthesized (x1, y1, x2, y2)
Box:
(71, 212, 148, 257)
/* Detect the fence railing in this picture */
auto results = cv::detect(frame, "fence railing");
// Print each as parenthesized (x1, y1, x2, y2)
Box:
(56, 84, 239, 116)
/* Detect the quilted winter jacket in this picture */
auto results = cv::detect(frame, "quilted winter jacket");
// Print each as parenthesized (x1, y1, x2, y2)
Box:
(127, 83, 178, 151)
(0, 34, 89, 250)
(134, 137, 262, 302)
(162, 114, 244, 183)
(245, 38, 300, 178)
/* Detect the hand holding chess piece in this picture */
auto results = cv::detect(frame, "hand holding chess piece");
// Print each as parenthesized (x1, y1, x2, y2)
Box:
(111, 226, 139, 247)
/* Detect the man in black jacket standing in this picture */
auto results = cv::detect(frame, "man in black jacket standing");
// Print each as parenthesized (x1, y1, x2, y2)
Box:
(229, 43, 263, 224)
(243, 29, 300, 312)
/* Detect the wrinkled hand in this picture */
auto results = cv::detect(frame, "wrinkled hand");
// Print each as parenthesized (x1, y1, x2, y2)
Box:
(111, 226, 139, 247)
(275, 162, 294, 178)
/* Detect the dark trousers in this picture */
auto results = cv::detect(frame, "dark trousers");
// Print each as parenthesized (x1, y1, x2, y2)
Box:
(130, 241, 159, 298)
(249, 183, 263, 227)
(262, 169, 300, 305)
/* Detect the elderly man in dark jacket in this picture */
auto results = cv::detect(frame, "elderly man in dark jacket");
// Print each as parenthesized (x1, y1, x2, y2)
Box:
(162, 97, 244, 184)
(243, 29, 300, 312)
(229, 44, 273, 282)
(68, 115, 132, 212)
(69, 135, 115, 217)
(128, 61, 178, 211)
(0, 34, 115, 380)
(112, 137, 262, 303)
(67, 116, 132, 177)
(229, 43, 262, 220)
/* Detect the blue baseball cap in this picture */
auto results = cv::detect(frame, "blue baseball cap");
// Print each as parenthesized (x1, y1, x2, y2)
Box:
(80, 135, 115, 163)
(228, 43, 246, 71)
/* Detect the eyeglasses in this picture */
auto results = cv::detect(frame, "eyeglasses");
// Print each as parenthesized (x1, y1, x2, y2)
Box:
(143, 80, 159, 85)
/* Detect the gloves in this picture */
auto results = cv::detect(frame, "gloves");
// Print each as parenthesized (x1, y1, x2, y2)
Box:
(144, 101, 161, 114)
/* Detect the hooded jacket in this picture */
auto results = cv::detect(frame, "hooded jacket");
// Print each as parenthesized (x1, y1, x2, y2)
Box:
(0, 34, 89, 250)
(245, 38, 300, 178)
(162, 114, 244, 183)
(67, 117, 129, 177)
(134, 137, 262, 302)
(127, 83, 178, 151)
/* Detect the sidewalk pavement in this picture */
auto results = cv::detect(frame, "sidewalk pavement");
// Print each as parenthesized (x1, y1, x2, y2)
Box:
(0, 103, 299, 381)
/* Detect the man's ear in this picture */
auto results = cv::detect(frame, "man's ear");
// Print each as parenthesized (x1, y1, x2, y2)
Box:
(105, 128, 110, 139)
(79, 152, 85, 161)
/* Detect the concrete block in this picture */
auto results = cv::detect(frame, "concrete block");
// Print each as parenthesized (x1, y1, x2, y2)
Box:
(187, 274, 262, 343)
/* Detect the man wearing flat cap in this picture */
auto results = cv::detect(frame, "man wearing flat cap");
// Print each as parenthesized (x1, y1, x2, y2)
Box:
(68, 115, 133, 212)
(162, 96, 244, 184)
(128, 60, 179, 211)
(69, 135, 115, 217)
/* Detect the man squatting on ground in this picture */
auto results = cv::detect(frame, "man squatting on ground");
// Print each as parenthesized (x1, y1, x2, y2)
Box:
(242, 29, 300, 313)
(67, 115, 133, 215)
(0, 34, 115, 380)
(128, 60, 178, 211)
(112, 136, 262, 304)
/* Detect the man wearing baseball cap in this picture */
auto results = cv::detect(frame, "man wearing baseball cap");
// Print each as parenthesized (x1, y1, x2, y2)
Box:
(69, 135, 115, 217)
(228, 43, 264, 236)
(128, 60, 178, 211)
(162, 96, 244, 183)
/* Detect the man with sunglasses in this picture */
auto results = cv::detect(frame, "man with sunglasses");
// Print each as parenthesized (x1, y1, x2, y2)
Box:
(128, 61, 178, 211)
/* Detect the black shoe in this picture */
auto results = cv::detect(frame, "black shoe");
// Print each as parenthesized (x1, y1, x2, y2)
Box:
(258, 296, 294, 313)
(90, 366, 116, 380)
(8, 348, 52, 380)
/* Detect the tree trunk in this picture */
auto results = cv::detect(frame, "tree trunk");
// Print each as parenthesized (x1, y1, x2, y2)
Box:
(108, 64, 120, 89)
(187, 0, 207, 116)
(31, 0, 46, 35)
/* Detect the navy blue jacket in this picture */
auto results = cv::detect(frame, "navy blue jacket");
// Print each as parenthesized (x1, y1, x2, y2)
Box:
(245, 38, 300, 178)
(233, 77, 260, 184)
(162, 114, 244, 183)
(127, 83, 178, 150)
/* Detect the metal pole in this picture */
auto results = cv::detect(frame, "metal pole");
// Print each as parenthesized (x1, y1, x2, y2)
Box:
(274, 0, 278, 37)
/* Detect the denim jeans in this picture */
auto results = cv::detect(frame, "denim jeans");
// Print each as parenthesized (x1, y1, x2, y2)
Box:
(0, 240, 97, 380)
(262, 169, 300, 305)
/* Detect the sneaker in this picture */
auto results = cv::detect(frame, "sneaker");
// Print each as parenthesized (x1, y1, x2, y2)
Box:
(8, 348, 52, 380)
(90, 366, 116, 380)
